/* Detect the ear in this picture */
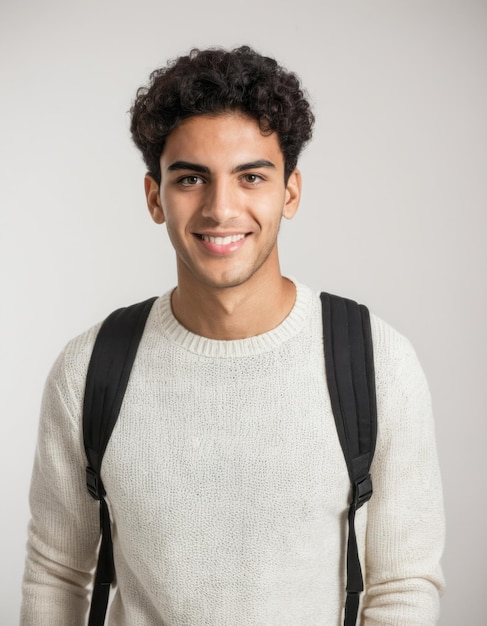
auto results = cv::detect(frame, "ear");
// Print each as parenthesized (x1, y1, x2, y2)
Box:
(282, 169, 301, 220)
(144, 175, 165, 224)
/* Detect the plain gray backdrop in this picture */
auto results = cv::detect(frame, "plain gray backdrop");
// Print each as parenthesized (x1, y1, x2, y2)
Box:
(1, 0, 485, 623)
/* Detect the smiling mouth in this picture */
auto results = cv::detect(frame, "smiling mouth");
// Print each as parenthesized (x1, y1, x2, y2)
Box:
(196, 234, 247, 245)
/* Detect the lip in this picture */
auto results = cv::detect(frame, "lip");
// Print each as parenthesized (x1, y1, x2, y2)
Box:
(194, 232, 250, 256)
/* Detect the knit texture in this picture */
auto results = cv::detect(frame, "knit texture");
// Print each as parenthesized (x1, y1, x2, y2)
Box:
(20, 282, 445, 625)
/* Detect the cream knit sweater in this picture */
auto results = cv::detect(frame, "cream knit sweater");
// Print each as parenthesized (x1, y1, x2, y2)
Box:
(21, 282, 445, 625)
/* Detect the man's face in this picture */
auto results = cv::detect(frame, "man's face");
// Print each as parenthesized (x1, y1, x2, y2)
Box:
(145, 112, 301, 292)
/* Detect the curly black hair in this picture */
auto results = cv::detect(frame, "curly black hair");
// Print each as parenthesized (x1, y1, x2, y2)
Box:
(130, 46, 314, 184)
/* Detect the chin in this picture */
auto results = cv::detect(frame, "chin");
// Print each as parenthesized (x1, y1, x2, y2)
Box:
(190, 265, 259, 291)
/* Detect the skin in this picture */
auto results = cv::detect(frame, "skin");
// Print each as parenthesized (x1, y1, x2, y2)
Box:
(145, 112, 302, 340)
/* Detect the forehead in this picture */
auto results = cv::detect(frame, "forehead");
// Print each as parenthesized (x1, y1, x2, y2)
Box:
(161, 112, 284, 169)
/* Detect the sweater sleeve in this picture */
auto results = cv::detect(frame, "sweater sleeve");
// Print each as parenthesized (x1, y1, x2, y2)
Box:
(361, 319, 445, 625)
(20, 334, 100, 626)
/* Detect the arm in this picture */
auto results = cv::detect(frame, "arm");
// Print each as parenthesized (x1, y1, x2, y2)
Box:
(362, 322, 445, 625)
(20, 342, 100, 626)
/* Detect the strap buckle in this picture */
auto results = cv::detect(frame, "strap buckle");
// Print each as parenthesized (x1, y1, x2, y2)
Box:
(353, 474, 373, 509)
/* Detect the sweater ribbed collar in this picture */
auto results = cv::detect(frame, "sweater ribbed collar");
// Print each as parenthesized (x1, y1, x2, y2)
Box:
(154, 279, 312, 358)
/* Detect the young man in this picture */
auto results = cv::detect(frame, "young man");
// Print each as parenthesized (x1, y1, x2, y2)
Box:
(21, 46, 445, 625)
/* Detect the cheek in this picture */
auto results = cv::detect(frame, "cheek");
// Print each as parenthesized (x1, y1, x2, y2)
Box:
(252, 190, 287, 220)
(159, 194, 187, 227)
(163, 205, 198, 240)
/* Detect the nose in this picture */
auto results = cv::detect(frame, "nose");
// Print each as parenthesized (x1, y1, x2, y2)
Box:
(201, 178, 240, 223)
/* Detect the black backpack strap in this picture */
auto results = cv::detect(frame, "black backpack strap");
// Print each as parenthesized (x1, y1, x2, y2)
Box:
(320, 292, 377, 626)
(82, 296, 157, 626)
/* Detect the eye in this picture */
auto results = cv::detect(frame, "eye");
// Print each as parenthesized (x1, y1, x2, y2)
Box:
(179, 175, 205, 186)
(241, 173, 263, 185)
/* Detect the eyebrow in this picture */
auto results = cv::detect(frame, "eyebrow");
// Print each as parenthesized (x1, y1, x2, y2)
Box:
(166, 159, 276, 174)
(167, 161, 210, 174)
(233, 160, 276, 173)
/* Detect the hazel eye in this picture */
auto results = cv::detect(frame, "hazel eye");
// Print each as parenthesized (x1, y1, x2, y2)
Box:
(242, 174, 262, 184)
(179, 175, 204, 186)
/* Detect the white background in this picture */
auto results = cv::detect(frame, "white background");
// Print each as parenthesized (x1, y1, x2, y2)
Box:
(1, 0, 486, 623)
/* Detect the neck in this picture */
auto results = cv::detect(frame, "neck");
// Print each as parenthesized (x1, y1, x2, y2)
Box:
(171, 271, 296, 341)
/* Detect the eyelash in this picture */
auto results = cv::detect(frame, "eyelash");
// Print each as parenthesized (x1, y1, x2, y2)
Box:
(177, 174, 264, 187)
(178, 175, 205, 186)
(242, 174, 263, 184)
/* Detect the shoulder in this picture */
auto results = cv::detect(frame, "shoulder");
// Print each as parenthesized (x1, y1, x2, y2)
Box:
(312, 288, 423, 371)
(314, 291, 431, 425)
(43, 321, 102, 426)
(369, 313, 428, 389)
(62, 322, 102, 385)
(368, 313, 434, 444)
(369, 313, 419, 368)
(47, 294, 165, 411)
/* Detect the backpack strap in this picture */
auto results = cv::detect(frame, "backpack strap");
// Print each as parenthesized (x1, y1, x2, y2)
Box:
(82, 296, 157, 626)
(81, 291, 375, 625)
(320, 292, 377, 626)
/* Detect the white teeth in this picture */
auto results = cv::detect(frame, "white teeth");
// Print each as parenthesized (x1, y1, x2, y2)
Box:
(201, 234, 245, 245)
